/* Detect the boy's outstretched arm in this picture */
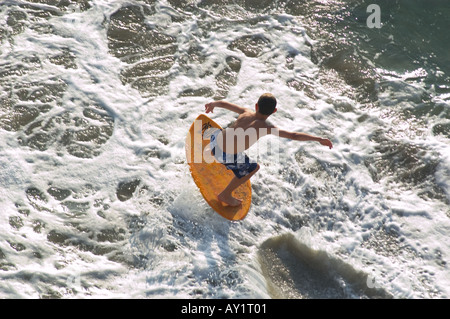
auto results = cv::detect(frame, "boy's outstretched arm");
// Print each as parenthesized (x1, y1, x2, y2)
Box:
(273, 127, 333, 149)
(205, 101, 248, 114)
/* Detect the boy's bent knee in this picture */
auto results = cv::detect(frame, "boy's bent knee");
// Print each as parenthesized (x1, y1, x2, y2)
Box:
(250, 163, 260, 175)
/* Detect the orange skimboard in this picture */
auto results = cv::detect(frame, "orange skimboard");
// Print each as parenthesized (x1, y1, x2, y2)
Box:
(185, 114, 251, 220)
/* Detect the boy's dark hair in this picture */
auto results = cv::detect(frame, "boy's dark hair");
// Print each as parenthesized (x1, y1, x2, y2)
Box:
(257, 93, 277, 115)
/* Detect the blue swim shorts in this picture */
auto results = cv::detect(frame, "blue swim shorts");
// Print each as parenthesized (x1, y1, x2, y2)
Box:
(209, 129, 258, 179)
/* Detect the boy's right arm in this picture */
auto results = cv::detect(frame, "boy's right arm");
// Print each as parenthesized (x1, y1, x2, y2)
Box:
(205, 101, 248, 114)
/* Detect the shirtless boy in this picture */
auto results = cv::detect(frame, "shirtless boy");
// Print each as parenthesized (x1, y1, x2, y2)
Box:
(205, 93, 333, 206)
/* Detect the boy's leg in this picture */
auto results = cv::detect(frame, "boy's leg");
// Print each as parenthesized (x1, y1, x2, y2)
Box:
(218, 164, 260, 206)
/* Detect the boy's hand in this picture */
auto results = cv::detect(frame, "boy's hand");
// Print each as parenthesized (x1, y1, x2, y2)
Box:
(319, 138, 333, 149)
(205, 102, 215, 113)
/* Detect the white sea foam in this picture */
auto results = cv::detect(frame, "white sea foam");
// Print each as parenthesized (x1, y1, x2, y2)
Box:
(0, 0, 449, 299)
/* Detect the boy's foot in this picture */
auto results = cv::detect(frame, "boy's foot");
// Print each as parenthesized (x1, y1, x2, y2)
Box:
(218, 193, 242, 207)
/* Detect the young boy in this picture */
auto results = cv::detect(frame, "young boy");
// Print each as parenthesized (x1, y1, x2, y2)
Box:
(205, 93, 333, 206)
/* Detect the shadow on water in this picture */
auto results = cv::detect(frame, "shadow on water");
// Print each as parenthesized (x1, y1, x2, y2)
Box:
(258, 233, 393, 299)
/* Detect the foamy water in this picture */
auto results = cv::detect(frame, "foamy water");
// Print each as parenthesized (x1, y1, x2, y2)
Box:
(0, 0, 449, 299)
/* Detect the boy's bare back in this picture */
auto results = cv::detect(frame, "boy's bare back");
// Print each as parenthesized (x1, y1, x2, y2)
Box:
(221, 109, 274, 154)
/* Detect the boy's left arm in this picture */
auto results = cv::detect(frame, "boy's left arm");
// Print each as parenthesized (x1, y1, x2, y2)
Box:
(205, 101, 248, 114)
